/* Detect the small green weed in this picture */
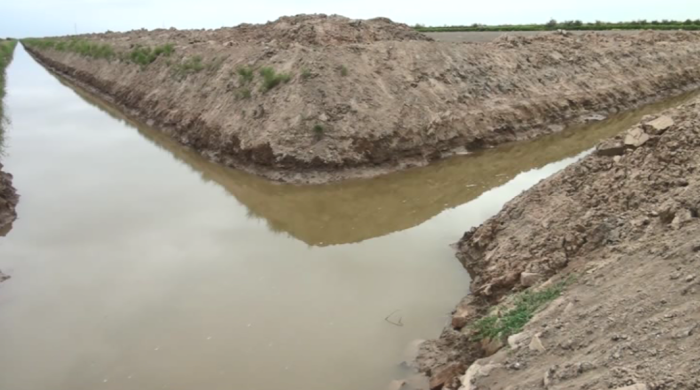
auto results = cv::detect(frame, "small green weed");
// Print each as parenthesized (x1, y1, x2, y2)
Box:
(236, 87, 251, 100)
(301, 68, 312, 79)
(153, 43, 175, 57)
(340, 65, 348, 77)
(237, 66, 254, 84)
(172, 55, 204, 79)
(312, 124, 325, 139)
(471, 279, 570, 342)
(206, 56, 225, 74)
(129, 43, 174, 66)
(259, 67, 291, 92)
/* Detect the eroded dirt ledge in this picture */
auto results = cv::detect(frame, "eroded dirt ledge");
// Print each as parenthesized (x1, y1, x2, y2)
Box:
(23, 15, 700, 183)
(416, 95, 700, 389)
(0, 162, 18, 236)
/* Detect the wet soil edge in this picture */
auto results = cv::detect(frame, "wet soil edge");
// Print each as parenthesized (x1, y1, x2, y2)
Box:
(0, 162, 18, 282)
(0, 163, 17, 231)
(416, 98, 700, 389)
(24, 45, 700, 184)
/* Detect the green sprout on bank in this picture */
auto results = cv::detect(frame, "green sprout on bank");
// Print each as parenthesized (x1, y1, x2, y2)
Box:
(340, 65, 348, 77)
(259, 67, 291, 92)
(237, 66, 254, 84)
(129, 43, 175, 66)
(312, 124, 325, 139)
(172, 55, 204, 78)
(471, 278, 572, 342)
(236, 87, 252, 100)
(301, 68, 312, 80)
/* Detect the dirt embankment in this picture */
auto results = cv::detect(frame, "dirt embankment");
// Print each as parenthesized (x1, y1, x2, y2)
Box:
(0, 164, 18, 271)
(416, 96, 700, 389)
(23, 15, 700, 183)
(0, 163, 17, 230)
(1, 39, 19, 282)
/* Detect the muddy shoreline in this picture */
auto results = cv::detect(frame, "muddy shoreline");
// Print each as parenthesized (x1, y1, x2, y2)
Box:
(22, 17, 700, 183)
(417, 95, 700, 389)
(0, 39, 19, 249)
(0, 163, 17, 235)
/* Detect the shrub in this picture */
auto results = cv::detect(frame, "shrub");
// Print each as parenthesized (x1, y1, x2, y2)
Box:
(340, 65, 348, 77)
(172, 55, 205, 79)
(153, 43, 175, 57)
(259, 67, 291, 92)
(237, 66, 254, 84)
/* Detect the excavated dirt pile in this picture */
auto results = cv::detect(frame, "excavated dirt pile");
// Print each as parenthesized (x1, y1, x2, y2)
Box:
(416, 96, 700, 389)
(23, 16, 700, 182)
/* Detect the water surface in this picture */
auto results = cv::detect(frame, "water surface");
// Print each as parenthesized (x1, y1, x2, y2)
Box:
(0, 46, 695, 390)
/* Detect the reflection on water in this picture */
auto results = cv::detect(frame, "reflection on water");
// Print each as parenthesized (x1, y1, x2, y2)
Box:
(0, 45, 697, 390)
(62, 80, 700, 246)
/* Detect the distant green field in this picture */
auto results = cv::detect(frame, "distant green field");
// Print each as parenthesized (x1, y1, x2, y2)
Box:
(415, 19, 700, 32)
(1, 38, 18, 152)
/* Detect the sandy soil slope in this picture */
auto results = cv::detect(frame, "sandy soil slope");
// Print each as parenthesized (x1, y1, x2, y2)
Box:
(24, 15, 700, 183)
(416, 96, 700, 390)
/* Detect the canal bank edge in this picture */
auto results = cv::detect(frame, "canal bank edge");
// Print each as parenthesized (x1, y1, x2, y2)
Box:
(21, 16, 700, 183)
(0, 162, 18, 236)
(0, 39, 20, 260)
(416, 96, 700, 389)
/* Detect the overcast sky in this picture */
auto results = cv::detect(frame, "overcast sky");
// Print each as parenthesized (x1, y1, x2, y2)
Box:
(2, 0, 698, 38)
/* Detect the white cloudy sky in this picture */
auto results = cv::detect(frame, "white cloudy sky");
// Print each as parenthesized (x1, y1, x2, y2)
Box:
(1, 0, 698, 37)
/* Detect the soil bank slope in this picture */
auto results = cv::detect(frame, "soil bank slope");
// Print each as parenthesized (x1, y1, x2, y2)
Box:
(0, 39, 19, 235)
(416, 95, 700, 389)
(23, 15, 700, 183)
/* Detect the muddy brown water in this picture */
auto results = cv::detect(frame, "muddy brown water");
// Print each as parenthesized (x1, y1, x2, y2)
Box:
(0, 45, 697, 390)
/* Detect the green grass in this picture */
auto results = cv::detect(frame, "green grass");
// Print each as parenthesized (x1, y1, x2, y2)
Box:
(259, 67, 291, 92)
(471, 279, 570, 342)
(22, 38, 174, 66)
(23, 38, 116, 60)
(172, 55, 205, 79)
(129, 44, 175, 66)
(236, 66, 254, 84)
(339, 65, 348, 77)
(235, 87, 251, 100)
(153, 43, 174, 57)
(415, 19, 700, 32)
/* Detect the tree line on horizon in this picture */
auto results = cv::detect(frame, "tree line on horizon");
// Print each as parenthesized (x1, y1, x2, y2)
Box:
(415, 19, 700, 32)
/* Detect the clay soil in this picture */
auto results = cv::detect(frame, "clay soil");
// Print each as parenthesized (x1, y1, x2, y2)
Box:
(23, 15, 700, 183)
(415, 96, 700, 390)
